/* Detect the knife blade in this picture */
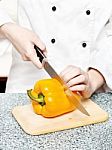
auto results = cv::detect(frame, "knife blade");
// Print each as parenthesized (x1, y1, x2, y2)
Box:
(34, 45, 90, 116)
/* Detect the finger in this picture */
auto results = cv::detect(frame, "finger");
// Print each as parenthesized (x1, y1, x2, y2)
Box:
(43, 50, 47, 57)
(60, 65, 75, 77)
(30, 55, 43, 69)
(61, 67, 83, 83)
(26, 48, 43, 68)
(33, 36, 47, 53)
(67, 74, 88, 87)
(21, 55, 30, 61)
(69, 84, 87, 91)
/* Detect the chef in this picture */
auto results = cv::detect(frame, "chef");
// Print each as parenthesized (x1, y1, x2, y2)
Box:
(0, 0, 112, 98)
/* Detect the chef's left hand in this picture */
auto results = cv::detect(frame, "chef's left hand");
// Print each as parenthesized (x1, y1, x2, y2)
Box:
(60, 65, 94, 99)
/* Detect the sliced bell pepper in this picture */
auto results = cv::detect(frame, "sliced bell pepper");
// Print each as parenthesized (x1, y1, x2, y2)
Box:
(27, 78, 81, 118)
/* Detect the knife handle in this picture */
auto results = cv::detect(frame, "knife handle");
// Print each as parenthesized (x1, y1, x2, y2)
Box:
(34, 45, 46, 63)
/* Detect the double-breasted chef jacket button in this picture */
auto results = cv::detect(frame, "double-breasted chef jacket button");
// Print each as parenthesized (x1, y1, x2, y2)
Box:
(52, 6, 56, 11)
(51, 38, 56, 44)
(82, 42, 87, 48)
(86, 10, 91, 15)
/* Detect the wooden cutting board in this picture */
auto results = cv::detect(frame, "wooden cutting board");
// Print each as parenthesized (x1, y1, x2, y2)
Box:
(12, 99, 108, 135)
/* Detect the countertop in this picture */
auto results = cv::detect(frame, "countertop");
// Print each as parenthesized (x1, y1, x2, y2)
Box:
(0, 93, 112, 150)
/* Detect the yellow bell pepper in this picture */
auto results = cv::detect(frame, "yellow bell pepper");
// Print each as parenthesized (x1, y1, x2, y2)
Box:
(27, 78, 81, 118)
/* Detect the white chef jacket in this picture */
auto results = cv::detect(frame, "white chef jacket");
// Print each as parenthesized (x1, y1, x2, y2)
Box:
(0, 0, 112, 93)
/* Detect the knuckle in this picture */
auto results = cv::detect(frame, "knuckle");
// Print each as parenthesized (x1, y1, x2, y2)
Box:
(36, 43, 46, 52)
(63, 76, 69, 82)
(41, 45, 46, 51)
(81, 75, 86, 82)
(86, 72, 89, 79)
(25, 52, 30, 58)
(76, 67, 81, 74)
(82, 85, 86, 91)
(66, 65, 74, 70)
(26, 51, 33, 58)
(27, 47, 36, 56)
(68, 65, 74, 68)
(67, 80, 72, 86)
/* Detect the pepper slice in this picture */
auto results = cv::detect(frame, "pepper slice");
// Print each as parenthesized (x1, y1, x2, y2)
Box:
(27, 78, 81, 118)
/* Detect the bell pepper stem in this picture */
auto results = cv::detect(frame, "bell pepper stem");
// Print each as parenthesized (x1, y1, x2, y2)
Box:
(27, 90, 45, 106)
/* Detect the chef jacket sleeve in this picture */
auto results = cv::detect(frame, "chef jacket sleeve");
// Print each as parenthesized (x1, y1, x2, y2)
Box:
(0, 9, 14, 56)
(0, 9, 14, 26)
(89, 17, 112, 91)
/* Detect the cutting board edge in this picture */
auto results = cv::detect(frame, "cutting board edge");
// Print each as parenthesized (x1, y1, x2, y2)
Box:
(12, 105, 109, 136)
(25, 115, 109, 136)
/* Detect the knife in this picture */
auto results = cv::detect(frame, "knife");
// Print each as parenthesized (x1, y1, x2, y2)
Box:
(34, 45, 90, 116)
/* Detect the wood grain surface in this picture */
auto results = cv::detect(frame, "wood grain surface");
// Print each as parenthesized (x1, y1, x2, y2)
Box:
(12, 99, 108, 135)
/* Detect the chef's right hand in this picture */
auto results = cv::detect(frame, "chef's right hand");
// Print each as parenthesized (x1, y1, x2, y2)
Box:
(0, 23, 46, 68)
